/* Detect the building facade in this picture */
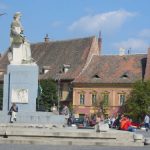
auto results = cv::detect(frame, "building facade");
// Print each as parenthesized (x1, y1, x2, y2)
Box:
(0, 35, 149, 117)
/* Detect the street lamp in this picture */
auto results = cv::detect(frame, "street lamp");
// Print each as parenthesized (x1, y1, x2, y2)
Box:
(56, 71, 62, 114)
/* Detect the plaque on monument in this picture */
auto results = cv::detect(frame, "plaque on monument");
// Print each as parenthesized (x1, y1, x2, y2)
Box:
(12, 88, 28, 103)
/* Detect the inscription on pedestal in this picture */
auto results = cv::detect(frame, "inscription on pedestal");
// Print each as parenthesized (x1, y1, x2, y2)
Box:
(12, 88, 28, 103)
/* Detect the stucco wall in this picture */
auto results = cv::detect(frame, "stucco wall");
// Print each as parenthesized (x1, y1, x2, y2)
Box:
(73, 84, 132, 116)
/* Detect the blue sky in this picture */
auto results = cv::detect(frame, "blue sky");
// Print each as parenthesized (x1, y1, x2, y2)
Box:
(0, 0, 150, 55)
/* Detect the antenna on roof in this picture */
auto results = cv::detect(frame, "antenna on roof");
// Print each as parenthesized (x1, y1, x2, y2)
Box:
(128, 48, 131, 55)
(99, 30, 101, 38)
(98, 30, 102, 53)
(44, 34, 49, 43)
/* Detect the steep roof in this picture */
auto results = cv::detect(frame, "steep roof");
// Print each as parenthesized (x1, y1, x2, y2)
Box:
(0, 36, 97, 80)
(73, 54, 147, 84)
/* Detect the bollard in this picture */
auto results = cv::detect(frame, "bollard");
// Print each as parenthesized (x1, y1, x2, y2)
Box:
(144, 138, 150, 145)
(133, 134, 144, 143)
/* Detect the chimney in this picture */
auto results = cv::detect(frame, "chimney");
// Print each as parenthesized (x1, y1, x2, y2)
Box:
(98, 31, 102, 51)
(119, 48, 125, 56)
(44, 34, 49, 43)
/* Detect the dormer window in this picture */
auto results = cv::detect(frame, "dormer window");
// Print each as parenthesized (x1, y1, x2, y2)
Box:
(121, 73, 129, 79)
(42, 66, 51, 74)
(63, 64, 70, 73)
(92, 74, 100, 78)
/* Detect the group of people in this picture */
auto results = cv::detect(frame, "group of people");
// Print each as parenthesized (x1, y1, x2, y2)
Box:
(107, 113, 150, 132)
(7, 102, 150, 132)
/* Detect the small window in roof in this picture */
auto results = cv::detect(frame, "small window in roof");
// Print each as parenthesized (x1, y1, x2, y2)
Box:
(93, 74, 100, 78)
(63, 64, 71, 73)
(121, 73, 129, 79)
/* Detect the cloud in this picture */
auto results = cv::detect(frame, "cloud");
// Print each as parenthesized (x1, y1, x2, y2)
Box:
(50, 21, 62, 28)
(138, 29, 150, 38)
(113, 38, 149, 53)
(68, 10, 136, 34)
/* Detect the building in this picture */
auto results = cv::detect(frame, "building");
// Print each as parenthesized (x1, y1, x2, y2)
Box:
(0, 35, 149, 117)
(72, 54, 147, 117)
(0, 35, 100, 109)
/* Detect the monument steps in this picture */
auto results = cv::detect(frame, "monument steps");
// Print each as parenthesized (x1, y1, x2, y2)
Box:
(0, 124, 144, 146)
(0, 136, 144, 146)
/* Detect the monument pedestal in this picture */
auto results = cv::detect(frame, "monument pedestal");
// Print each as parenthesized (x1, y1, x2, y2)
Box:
(3, 64, 38, 113)
(0, 64, 66, 124)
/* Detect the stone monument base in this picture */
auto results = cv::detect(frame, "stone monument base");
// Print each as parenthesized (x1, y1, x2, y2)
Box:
(0, 111, 66, 125)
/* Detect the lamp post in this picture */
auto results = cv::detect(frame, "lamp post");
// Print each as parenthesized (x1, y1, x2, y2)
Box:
(56, 71, 61, 114)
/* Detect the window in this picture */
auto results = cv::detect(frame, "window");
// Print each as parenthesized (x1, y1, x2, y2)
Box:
(120, 72, 129, 79)
(63, 64, 71, 73)
(92, 93, 97, 105)
(80, 93, 85, 105)
(102, 92, 109, 105)
(119, 94, 125, 105)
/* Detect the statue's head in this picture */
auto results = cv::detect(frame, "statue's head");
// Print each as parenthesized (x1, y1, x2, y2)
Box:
(13, 12, 22, 19)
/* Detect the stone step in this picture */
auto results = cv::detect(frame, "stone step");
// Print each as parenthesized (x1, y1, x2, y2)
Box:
(0, 124, 144, 147)
(0, 127, 134, 140)
(0, 137, 144, 147)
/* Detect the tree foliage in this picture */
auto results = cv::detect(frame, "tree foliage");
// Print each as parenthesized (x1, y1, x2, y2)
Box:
(36, 78, 58, 111)
(0, 84, 3, 110)
(123, 80, 150, 122)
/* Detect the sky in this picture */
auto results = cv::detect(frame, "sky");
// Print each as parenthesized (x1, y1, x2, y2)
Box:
(0, 0, 150, 55)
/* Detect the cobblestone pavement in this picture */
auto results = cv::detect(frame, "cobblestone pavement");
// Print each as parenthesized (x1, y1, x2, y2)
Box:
(0, 144, 150, 150)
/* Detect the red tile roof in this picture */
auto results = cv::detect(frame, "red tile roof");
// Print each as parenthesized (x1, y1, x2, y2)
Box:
(73, 54, 147, 84)
(0, 36, 97, 81)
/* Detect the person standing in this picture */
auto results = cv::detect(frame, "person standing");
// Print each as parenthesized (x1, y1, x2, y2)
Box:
(61, 105, 70, 126)
(144, 114, 150, 132)
(9, 103, 18, 123)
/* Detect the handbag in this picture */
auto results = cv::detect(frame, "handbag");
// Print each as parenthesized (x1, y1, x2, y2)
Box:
(8, 111, 12, 115)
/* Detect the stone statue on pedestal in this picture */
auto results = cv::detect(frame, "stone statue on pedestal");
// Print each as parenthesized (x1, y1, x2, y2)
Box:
(8, 12, 34, 64)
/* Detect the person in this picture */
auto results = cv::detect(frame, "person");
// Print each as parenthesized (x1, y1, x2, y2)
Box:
(105, 116, 111, 128)
(120, 116, 136, 132)
(61, 105, 70, 126)
(61, 105, 70, 117)
(9, 103, 18, 123)
(113, 113, 122, 129)
(144, 114, 150, 132)
(83, 114, 90, 127)
(110, 116, 116, 128)
(51, 104, 58, 114)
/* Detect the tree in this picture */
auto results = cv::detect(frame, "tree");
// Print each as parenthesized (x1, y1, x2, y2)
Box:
(123, 80, 150, 122)
(36, 78, 58, 111)
(0, 84, 3, 110)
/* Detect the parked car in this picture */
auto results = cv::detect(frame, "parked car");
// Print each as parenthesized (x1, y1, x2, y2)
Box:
(73, 118, 84, 125)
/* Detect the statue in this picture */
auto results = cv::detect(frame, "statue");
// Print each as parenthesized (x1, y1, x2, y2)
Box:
(8, 12, 34, 64)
